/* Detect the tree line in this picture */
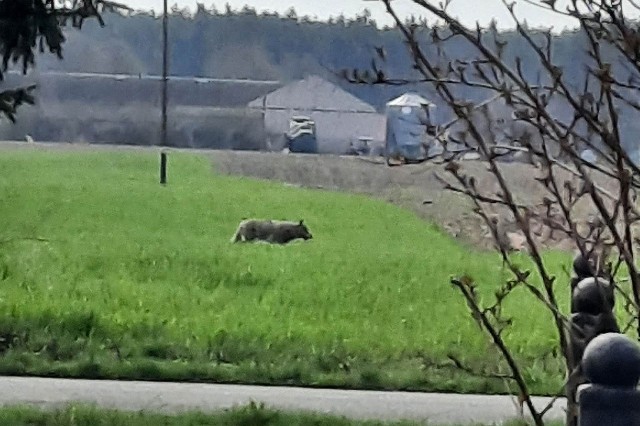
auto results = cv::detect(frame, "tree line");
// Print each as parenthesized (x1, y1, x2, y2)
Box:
(30, 4, 613, 111)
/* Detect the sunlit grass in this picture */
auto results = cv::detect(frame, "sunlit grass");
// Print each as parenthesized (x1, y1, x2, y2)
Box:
(0, 150, 577, 394)
(0, 403, 561, 426)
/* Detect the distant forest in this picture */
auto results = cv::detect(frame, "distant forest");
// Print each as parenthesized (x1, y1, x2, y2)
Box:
(27, 4, 607, 110)
(4, 4, 640, 155)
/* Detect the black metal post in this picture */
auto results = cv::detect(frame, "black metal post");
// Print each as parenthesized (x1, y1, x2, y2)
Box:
(160, 151, 167, 184)
(578, 333, 640, 425)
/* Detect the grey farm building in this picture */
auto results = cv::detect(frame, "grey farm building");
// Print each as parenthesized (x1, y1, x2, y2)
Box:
(0, 72, 386, 154)
(247, 75, 386, 154)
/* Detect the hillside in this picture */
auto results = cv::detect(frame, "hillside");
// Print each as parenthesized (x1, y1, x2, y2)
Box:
(211, 150, 615, 252)
(0, 144, 579, 395)
(0, 141, 614, 251)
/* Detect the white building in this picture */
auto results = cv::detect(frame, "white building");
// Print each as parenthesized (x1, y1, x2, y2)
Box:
(247, 75, 386, 154)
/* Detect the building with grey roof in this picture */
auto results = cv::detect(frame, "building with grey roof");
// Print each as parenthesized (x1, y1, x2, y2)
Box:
(1, 71, 284, 149)
(248, 75, 386, 154)
(1, 72, 387, 154)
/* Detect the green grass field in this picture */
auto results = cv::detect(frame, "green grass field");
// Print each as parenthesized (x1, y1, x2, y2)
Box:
(0, 150, 577, 394)
(0, 403, 556, 426)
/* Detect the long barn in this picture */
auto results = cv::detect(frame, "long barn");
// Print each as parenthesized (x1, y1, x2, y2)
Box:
(1, 71, 283, 150)
(1, 72, 387, 154)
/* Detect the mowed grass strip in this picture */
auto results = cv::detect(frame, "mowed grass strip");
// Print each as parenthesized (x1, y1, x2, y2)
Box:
(0, 403, 556, 426)
(0, 150, 573, 394)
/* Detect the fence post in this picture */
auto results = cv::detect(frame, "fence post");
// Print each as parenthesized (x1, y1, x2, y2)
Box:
(568, 252, 620, 426)
(577, 332, 640, 426)
(160, 151, 167, 185)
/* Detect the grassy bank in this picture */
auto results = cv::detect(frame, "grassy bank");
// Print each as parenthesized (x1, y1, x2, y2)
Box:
(0, 150, 575, 394)
(0, 403, 560, 426)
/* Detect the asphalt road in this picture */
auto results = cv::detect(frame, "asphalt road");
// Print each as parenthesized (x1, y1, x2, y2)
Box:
(0, 376, 566, 424)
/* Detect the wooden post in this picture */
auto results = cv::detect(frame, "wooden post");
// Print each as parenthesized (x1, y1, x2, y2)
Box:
(161, 0, 169, 147)
(160, 151, 167, 185)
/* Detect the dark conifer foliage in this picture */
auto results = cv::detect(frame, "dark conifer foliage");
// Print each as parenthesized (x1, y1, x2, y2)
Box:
(0, 0, 128, 120)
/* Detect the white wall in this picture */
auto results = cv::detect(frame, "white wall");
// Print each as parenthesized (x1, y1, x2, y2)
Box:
(263, 109, 387, 154)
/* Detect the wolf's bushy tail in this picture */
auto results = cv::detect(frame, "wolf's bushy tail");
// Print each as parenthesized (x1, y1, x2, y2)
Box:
(230, 227, 242, 243)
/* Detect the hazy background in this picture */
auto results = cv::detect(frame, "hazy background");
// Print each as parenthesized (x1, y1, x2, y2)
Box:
(1, 1, 639, 157)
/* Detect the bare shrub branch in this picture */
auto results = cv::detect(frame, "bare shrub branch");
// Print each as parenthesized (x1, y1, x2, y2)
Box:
(348, 1, 640, 424)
